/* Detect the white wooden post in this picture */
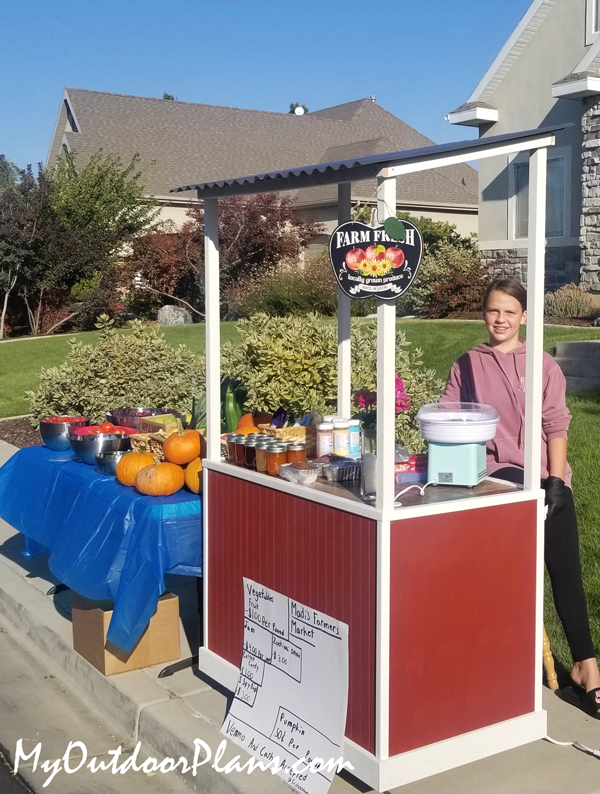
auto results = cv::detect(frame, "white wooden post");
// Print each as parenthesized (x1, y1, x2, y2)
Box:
(524, 147, 547, 491)
(204, 196, 221, 461)
(338, 182, 352, 418)
(375, 176, 397, 512)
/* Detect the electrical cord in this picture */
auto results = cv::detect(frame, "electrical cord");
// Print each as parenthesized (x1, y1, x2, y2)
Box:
(394, 481, 437, 504)
(544, 735, 600, 759)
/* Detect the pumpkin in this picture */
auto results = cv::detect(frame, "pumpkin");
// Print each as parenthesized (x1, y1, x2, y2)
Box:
(236, 413, 255, 430)
(163, 420, 201, 465)
(236, 426, 261, 436)
(116, 451, 155, 487)
(185, 457, 203, 494)
(136, 462, 185, 496)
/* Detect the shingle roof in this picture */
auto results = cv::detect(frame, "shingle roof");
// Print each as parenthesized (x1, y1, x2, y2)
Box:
(50, 89, 477, 207)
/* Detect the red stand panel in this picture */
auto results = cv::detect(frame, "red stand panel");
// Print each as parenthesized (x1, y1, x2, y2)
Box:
(207, 471, 378, 753)
(388, 501, 537, 755)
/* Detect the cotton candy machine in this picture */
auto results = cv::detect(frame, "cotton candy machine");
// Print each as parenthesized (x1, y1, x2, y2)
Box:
(416, 402, 500, 487)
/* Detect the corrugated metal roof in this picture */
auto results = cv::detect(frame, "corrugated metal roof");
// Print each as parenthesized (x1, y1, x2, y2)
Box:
(171, 124, 567, 197)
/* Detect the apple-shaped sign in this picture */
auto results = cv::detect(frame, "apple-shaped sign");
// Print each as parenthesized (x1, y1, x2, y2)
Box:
(329, 220, 422, 301)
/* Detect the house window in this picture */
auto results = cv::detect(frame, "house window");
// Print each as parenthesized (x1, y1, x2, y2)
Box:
(586, 0, 600, 43)
(513, 156, 566, 239)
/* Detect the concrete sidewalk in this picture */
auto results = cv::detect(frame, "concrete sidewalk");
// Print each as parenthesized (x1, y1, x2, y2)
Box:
(0, 438, 599, 794)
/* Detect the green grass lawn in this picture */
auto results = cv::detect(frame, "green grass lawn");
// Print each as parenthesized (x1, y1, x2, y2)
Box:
(1, 317, 599, 666)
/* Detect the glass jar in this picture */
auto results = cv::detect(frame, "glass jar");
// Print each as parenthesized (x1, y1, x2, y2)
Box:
(235, 437, 247, 467)
(255, 441, 269, 473)
(244, 438, 258, 469)
(226, 434, 242, 463)
(333, 421, 350, 457)
(316, 423, 333, 456)
(348, 419, 361, 458)
(287, 443, 306, 463)
(267, 444, 287, 476)
(360, 427, 377, 502)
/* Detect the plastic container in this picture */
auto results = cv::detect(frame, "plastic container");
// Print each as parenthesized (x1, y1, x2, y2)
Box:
(348, 419, 361, 458)
(316, 423, 333, 456)
(416, 402, 500, 444)
(333, 421, 350, 456)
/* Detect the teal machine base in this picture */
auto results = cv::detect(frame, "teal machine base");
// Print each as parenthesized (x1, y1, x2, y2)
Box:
(428, 442, 487, 488)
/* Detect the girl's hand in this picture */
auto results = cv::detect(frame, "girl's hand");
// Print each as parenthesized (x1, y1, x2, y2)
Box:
(544, 476, 567, 518)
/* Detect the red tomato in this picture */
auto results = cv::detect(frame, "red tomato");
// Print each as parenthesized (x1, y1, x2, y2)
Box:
(99, 422, 115, 433)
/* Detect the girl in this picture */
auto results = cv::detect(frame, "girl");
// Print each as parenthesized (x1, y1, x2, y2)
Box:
(442, 276, 600, 717)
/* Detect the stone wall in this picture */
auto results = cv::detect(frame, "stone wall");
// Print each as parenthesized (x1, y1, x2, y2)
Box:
(581, 100, 600, 293)
(481, 246, 581, 289)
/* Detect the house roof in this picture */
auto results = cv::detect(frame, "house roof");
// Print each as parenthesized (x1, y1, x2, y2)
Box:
(171, 124, 566, 199)
(464, 0, 557, 105)
(48, 89, 477, 209)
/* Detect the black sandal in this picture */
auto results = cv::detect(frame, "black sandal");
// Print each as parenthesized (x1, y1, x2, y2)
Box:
(556, 686, 600, 719)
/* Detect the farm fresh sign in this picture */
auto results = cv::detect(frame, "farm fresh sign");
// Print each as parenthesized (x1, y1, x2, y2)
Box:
(328, 220, 423, 301)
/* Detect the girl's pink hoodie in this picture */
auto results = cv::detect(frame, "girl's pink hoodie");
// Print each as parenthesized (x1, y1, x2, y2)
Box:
(441, 342, 572, 486)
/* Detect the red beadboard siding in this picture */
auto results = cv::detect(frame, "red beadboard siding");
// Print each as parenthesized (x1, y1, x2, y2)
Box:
(389, 501, 537, 755)
(207, 470, 377, 753)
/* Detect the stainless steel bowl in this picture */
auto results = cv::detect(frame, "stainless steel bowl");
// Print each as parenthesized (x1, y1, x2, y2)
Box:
(39, 416, 88, 451)
(105, 408, 172, 431)
(95, 450, 131, 476)
(70, 433, 131, 465)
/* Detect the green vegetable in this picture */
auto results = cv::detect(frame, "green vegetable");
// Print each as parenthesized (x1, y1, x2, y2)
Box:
(225, 384, 240, 432)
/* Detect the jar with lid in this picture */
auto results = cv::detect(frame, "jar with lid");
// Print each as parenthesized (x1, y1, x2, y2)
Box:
(226, 434, 242, 463)
(234, 437, 247, 467)
(316, 423, 333, 456)
(244, 438, 258, 470)
(286, 443, 306, 463)
(348, 419, 361, 458)
(333, 421, 350, 456)
(255, 441, 270, 473)
(267, 444, 287, 476)
(323, 415, 344, 424)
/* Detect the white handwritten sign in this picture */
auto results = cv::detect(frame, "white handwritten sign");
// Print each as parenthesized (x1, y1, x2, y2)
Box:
(221, 579, 349, 794)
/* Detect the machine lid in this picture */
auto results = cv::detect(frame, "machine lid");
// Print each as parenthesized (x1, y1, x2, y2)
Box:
(416, 402, 499, 424)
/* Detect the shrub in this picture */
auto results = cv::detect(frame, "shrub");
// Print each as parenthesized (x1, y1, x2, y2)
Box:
(397, 242, 489, 317)
(221, 313, 442, 451)
(544, 284, 594, 318)
(27, 320, 206, 424)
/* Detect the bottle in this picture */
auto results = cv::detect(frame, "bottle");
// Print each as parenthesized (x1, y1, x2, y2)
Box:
(333, 421, 350, 457)
(316, 423, 334, 456)
(348, 419, 361, 458)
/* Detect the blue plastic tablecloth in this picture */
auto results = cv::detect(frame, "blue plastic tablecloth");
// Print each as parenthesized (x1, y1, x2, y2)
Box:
(0, 445, 202, 652)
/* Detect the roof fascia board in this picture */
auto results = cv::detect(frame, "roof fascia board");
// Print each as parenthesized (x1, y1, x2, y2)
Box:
(446, 106, 500, 127)
(573, 33, 600, 71)
(552, 76, 600, 97)
(468, 0, 555, 103)
(380, 135, 556, 177)
(45, 89, 69, 168)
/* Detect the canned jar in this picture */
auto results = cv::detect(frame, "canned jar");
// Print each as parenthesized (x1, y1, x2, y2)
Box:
(226, 434, 242, 463)
(287, 443, 306, 464)
(244, 438, 258, 469)
(267, 444, 287, 477)
(316, 422, 333, 456)
(255, 441, 270, 473)
(235, 437, 247, 467)
(332, 421, 350, 456)
(348, 419, 361, 458)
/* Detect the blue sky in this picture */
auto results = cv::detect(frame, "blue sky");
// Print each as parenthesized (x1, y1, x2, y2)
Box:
(1, 0, 532, 168)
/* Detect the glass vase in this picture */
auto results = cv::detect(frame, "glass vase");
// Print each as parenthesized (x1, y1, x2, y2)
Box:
(360, 427, 377, 502)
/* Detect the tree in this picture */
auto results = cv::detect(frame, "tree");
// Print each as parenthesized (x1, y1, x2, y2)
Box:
(289, 102, 308, 114)
(128, 193, 323, 318)
(162, 92, 176, 100)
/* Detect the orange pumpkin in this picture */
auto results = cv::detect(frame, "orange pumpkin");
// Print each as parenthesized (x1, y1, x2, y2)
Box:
(236, 413, 255, 429)
(116, 451, 156, 487)
(135, 462, 185, 496)
(185, 457, 203, 494)
(236, 426, 261, 436)
(163, 421, 201, 465)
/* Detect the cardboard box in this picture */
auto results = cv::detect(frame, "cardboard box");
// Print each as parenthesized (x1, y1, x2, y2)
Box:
(71, 592, 180, 675)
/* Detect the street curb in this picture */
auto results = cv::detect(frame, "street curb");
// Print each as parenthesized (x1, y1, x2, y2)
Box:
(0, 540, 287, 794)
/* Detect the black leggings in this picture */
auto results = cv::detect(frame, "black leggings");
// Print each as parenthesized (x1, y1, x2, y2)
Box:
(495, 467, 595, 662)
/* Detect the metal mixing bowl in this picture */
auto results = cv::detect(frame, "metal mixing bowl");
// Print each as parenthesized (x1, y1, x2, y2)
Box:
(70, 433, 131, 465)
(95, 450, 131, 476)
(39, 416, 88, 451)
(105, 408, 172, 431)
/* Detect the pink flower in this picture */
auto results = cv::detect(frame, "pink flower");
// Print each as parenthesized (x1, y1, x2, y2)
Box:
(355, 389, 377, 410)
(395, 375, 411, 413)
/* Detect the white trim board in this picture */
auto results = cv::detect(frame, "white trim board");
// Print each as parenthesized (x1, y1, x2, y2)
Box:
(469, 0, 557, 104)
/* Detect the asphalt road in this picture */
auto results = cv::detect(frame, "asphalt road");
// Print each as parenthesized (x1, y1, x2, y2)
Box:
(0, 748, 34, 794)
